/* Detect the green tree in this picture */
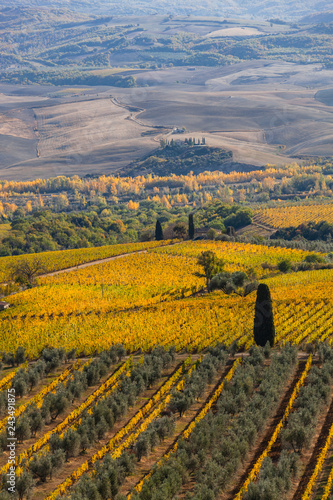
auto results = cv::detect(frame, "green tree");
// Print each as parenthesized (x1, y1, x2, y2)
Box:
(16, 471, 35, 500)
(253, 284, 275, 347)
(15, 346, 26, 366)
(209, 271, 258, 296)
(196, 251, 225, 289)
(304, 253, 325, 263)
(207, 228, 217, 240)
(16, 417, 31, 443)
(278, 259, 292, 273)
(155, 220, 164, 241)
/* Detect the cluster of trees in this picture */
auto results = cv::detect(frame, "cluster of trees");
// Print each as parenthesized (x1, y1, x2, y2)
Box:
(0, 346, 26, 370)
(194, 200, 253, 231)
(154, 202, 253, 244)
(132, 345, 297, 500)
(0, 210, 138, 256)
(282, 355, 333, 453)
(236, 233, 333, 255)
(0, 348, 67, 417)
(134, 416, 175, 462)
(244, 451, 299, 500)
(272, 221, 333, 242)
(196, 250, 258, 294)
(2, 69, 136, 87)
(277, 252, 333, 273)
(57, 344, 228, 498)
(125, 142, 232, 177)
(197, 251, 275, 347)
(68, 452, 136, 500)
(0, 198, 253, 257)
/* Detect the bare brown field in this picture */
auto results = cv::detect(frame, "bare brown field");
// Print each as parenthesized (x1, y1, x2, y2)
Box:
(0, 60, 333, 180)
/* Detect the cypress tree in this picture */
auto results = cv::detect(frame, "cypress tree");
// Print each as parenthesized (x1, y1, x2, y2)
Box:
(253, 284, 275, 347)
(189, 214, 195, 240)
(227, 226, 235, 236)
(155, 220, 164, 241)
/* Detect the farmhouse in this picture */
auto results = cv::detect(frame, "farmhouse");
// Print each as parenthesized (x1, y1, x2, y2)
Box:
(0, 301, 10, 310)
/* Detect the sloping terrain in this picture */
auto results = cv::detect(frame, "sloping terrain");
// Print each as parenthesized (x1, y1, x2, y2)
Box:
(1, 60, 333, 180)
(1, 0, 332, 20)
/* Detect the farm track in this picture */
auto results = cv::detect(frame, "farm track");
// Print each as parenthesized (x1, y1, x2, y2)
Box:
(292, 395, 333, 500)
(34, 356, 193, 500)
(1, 241, 180, 287)
(225, 359, 307, 500)
(38, 249, 148, 278)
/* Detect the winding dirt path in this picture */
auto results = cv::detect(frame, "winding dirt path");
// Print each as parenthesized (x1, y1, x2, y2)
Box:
(38, 249, 148, 279)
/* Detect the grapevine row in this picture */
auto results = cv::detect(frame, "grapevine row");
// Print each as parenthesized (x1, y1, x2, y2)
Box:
(234, 354, 313, 499)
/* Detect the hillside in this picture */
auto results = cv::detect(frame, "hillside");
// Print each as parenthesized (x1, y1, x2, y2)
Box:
(1, 0, 332, 20)
(0, 6, 332, 180)
(0, 239, 333, 497)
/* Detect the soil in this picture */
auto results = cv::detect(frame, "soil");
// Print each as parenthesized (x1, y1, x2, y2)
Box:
(219, 359, 307, 499)
(31, 354, 192, 499)
(290, 393, 333, 499)
(119, 363, 233, 497)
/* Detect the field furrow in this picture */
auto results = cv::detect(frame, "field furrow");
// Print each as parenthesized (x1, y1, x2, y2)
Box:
(292, 396, 333, 499)
(37, 356, 193, 499)
(233, 355, 312, 499)
(127, 358, 240, 499)
(0, 358, 132, 475)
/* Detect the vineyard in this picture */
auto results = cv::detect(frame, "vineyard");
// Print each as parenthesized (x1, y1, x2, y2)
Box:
(254, 202, 333, 229)
(0, 240, 173, 284)
(0, 240, 331, 356)
(2, 345, 333, 499)
(1, 239, 333, 499)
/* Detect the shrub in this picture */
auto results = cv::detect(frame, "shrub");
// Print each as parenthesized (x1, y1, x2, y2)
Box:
(277, 259, 292, 273)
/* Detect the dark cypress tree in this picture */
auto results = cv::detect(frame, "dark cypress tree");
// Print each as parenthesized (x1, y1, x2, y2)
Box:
(253, 284, 275, 347)
(227, 226, 235, 236)
(189, 214, 195, 240)
(155, 220, 164, 241)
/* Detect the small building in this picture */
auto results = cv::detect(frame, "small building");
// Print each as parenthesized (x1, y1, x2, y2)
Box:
(0, 301, 10, 310)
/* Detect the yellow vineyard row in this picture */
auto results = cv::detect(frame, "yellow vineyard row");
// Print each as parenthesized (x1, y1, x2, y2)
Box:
(302, 414, 333, 500)
(0, 240, 171, 283)
(0, 358, 132, 475)
(254, 203, 333, 229)
(234, 355, 313, 499)
(0, 358, 91, 433)
(45, 357, 193, 499)
(129, 357, 240, 498)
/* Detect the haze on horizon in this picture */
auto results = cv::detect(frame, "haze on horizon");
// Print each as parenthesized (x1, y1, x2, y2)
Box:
(1, 0, 332, 20)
